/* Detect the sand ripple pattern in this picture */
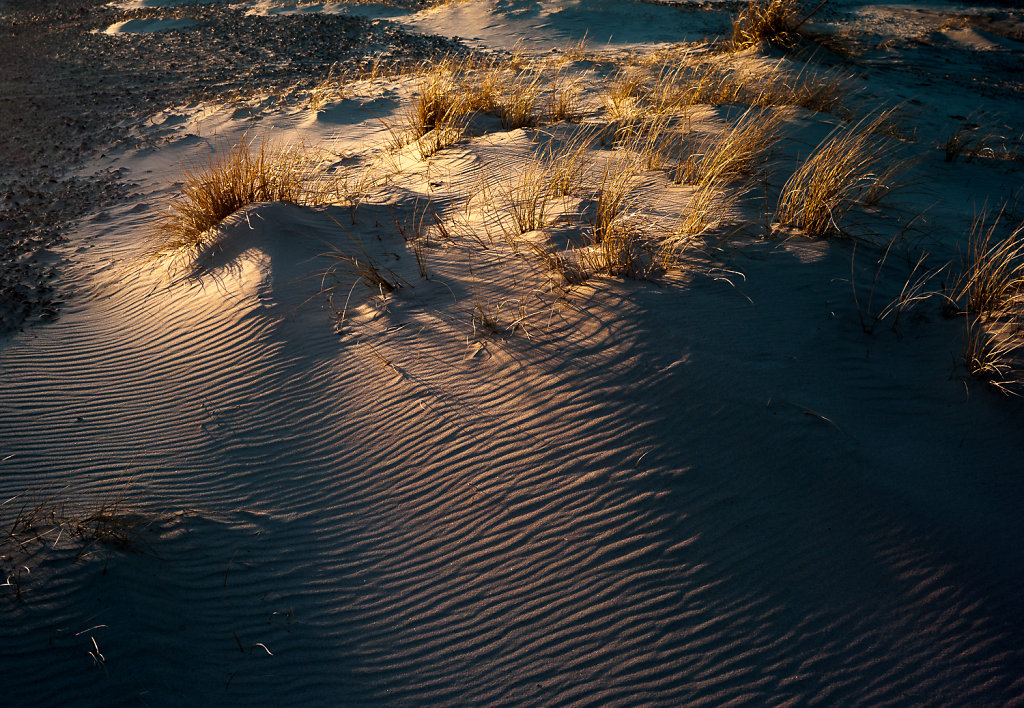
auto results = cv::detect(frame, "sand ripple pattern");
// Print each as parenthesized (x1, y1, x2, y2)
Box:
(2, 201, 1024, 707)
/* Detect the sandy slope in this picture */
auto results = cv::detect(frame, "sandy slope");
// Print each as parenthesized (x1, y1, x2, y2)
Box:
(3, 0, 1024, 705)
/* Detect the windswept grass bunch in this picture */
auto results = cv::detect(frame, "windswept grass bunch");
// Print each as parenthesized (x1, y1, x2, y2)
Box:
(676, 107, 782, 186)
(605, 55, 849, 119)
(681, 182, 738, 241)
(499, 156, 556, 235)
(158, 138, 332, 251)
(406, 68, 466, 138)
(498, 70, 542, 129)
(958, 215, 1024, 319)
(731, 0, 803, 49)
(964, 316, 1023, 393)
(953, 215, 1024, 392)
(549, 70, 583, 123)
(593, 156, 639, 245)
(746, 60, 852, 116)
(775, 114, 901, 237)
(546, 130, 596, 197)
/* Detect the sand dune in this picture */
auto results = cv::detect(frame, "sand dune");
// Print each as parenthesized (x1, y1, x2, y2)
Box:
(3, 0, 1024, 704)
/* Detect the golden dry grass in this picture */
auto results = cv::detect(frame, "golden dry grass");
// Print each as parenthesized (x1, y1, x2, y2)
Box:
(389, 58, 559, 155)
(604, 55, 850, 120)
(958, 215, 1024, 319)
(675, 107, 782, 186)
(731, 0, 803, 49)
(964, 316, 1023, 393)
(947, 215, 1024, 392)
(495, 155, 557, 237)
(546, 131, 596, 197)
(593, 156, 639, 245)
(549, 70, 583, 123)
(775, 114, 902, 237)
(676, 181, 739, 244)
(157, 138, 334, 252)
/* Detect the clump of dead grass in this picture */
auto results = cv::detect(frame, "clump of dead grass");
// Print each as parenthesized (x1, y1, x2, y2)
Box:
(942, 123, 1024, 163)
(2, 488, 156, 600)
(585, 155, 665, 279)
(675, 181, 739, 246)
(389, 58, 564, 156)
(675, 107, 782, 186)
(775, 114, 905, 237)
(549, 70, 583, 123)
(959, 215, 1024, 318)
(731, 0, 805, 49)
(157, 138, 334, 252)
(956, 214, 1024, 393)
(605, 55, 851, 120)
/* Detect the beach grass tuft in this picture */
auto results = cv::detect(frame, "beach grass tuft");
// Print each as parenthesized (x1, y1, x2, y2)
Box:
(157, 137, 333, 252)
(955, 215, 1024, 392)
(775, 114, 903, 237)
(731, 0, 805, 49)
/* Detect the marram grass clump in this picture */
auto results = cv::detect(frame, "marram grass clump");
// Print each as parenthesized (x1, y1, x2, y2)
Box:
(775, 114, 906, 237)
(731, 0, 803, 49)
(157, 138, 334, 252)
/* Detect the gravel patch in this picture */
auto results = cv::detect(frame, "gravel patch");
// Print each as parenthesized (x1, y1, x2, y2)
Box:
(0, 0, 467, 333)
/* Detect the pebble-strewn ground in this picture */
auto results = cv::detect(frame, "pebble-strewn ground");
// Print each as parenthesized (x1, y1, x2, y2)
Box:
(0, 0, 463, 333)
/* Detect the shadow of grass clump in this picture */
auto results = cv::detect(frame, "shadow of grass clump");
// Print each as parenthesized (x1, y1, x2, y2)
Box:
(2, 490, 159, 601)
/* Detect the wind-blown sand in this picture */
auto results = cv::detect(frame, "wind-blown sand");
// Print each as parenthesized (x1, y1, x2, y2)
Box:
(3, 0, 1024, 705)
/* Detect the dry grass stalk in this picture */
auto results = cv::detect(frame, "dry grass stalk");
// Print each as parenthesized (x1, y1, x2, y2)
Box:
(499, 156, 556, 235)
(499, 70, 542, 129)
(549, 70, 583, 123)
(157, 138, 333, 252)
(942, 123, 1022, 163)
(394, 59, 554, 151)
(416, 111, 472, 159)
(775, 114, 901, 237)
(4, 494, 148, 559)
(861, 153, 922, 207)
(561, 36, 589, 62)
(587, 157, 663, 278)
(546, 130, 597, 197)
(850, 239, 947, 334)
(593, 156, 639, 244)
(617, 115, 679, 171)
(391, 202, 439, 279)
(606, 55, 848, 119)
(964, 316, 1023, 393)
(308, 63, 343, 112)
(2, 488, 156, 600)
(606, 67, 650, 120)
(528, 242, 591, 285)
(746, 60, 851, 116)
(676, 181, 737, 244)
